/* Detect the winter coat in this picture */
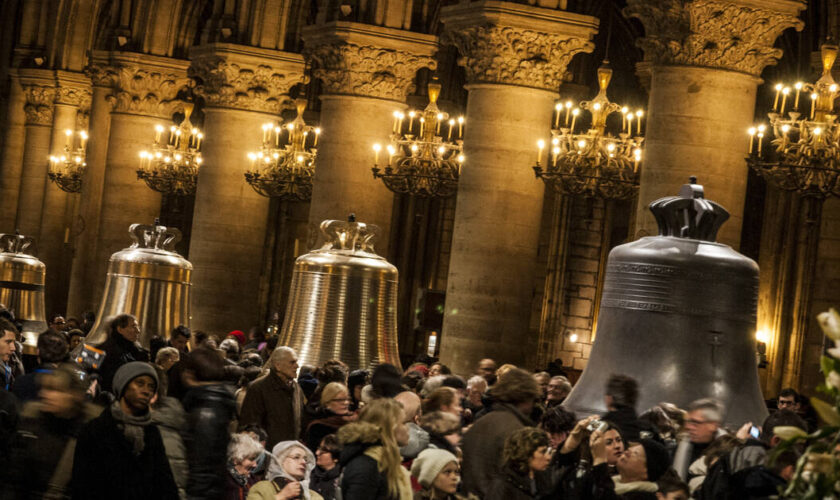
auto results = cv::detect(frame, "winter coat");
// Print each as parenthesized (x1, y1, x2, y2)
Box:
(400, 422, 430, 460)
(152, 396, 190, 499)
(672, 428, 728, 481)
(338, 421, 413, 500)
(304, 408, 350, 452)
(71, 405, 180, 500)
(0, 387, 18, 467)
(461, 402, 533, 497)
(601, 406, 655, 443)
(223, 469, 257, 500)
(485, 466, 547, 500)
(588, 463, 658, 500)
(96, 333, 150, 394)
(183, 383, 238, 500)
(239, 370, 304, 448)
(310, 465, 341, 500)
(1, 400, 99, 500)
(246, 478, 324, 500)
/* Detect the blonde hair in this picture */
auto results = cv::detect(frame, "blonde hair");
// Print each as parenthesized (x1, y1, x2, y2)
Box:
(320, 382, 350, 407)
(496, 363, 517, 379)
(358, 398, 405, 498)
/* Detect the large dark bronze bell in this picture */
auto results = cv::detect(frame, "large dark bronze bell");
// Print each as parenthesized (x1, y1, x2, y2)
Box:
(563, 178, 767, 428)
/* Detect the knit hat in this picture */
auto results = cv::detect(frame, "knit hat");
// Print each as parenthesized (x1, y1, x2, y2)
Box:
(639, 438, 670, 482)
(112, 361, 159, 398)
(410, 448, 458, 488)
(228, 330, 246, 345)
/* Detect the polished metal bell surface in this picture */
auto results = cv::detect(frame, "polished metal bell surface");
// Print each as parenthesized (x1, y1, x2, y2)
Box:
(279, 217, 401, 371)
(86, 223, 192, 348)
(0, 234, 47, 354)
(563, 179, 767, 428)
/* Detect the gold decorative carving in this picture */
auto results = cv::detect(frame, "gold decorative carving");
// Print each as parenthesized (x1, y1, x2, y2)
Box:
(22, 85, 56, 125)
(443, 25, 594, 91)
(190, 57, 304, 113)
(624, 0, 805, 76)
(305, 42, 437, 101)
(108, 65, 189, 118)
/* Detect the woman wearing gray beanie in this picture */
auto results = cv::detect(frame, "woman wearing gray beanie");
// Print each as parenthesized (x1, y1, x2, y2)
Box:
(410, 448, 472, 500)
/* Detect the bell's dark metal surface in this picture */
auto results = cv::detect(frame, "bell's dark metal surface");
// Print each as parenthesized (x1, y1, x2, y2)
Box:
(563, 178, 767, 427)
(0, 233, 47, 354)
(279, 215, 401, 370)
(85, 222, 192, 348)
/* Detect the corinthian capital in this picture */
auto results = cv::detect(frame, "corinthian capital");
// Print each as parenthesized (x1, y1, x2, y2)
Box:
(302, 22, 438, 101)
(95, 52, 190, 119)
(190, 44, 306, 114)
(624, 0, 806, 76)
(55, 71, 93, 107)
(22, 85, 56, 126)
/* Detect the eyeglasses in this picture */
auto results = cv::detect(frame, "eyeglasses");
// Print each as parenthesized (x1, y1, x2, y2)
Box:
(285, 454, 308, 462)
(686, 419, 713, 426)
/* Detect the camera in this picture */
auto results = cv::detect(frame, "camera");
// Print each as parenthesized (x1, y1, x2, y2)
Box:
(586, 419, 609, 433)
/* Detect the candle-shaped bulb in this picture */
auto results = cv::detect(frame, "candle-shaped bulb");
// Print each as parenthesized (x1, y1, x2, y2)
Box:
(191, 128, 198, 135)
(287, 123, 294, 131)
(634, 148, 642, 160)
(139, 151, 147, 159)
(551, 137, 560, 146)
(273, 152, 280, 159)
(314, 127, 321, 135)
(65, 129, 72, 137)
(436, 113, 443, 121)
(537, 139, 545, 149)
(621, 106, 629, 114)
(387, 145, 395, 155)
(555, 102, 562, 111)
(156, 125, 164, 133)
(757, 124, 766, 133)
(393, 110, 400, 118)
(593, 103, 601, 111)
(572, 108, 580, 117)
(408, 111, 416, 118)
(635, 110, 643, 118)
(577, 140, 586, 149)
(775, 83, 783, 91)
(410, 144, 418, 152)
(296, 155, 304, 163)
(814, 127, 822, 135)
(606, 143, 616, 152)
(174, 153, 182, 161)
(80, 131, 88, 140)
(373, 143, 382, 152)
(438, 146, 446, 154)
(781, 124, 791, 133)
(782, 87, 790, 95)
(812, 92, 819, 100)
(196, 157, 203, 164)
(565, 101, 573, 109)
(457, 154, 465, 163)
(748, 127, 756, 136)
(458, 116, 464, 124)
(552, 147, 560, 155)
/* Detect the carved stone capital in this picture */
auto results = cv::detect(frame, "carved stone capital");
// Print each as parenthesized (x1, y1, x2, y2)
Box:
(441, 1, 599, 91)
(55, 71, 93, 107)
(302, 22, 438, 101)
(190, 43, 306, 114)
(84, 60, 119, 88)
(22, 84, 56, 126)
(624, 0, 806, 76)
(93, 52, 190, 119)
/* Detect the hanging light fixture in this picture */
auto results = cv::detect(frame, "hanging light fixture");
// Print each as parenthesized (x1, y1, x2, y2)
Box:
(244, 98, 319, 201)
(48, 129, 88, 193)
(747, 41, 840, 198)
(138, 102, 203, 196)
(372, 78, 464, 198)
(533, 61, 644, 200)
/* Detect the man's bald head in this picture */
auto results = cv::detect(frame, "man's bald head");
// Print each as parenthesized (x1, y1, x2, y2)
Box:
(395, 390, 422, 423)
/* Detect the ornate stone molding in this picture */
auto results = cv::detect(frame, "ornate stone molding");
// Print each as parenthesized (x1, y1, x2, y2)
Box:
(22, 84, 56, 126)
(109, 64, 190, 118)
(306, 42, 436, 100)
(624, 0, 806, 76)
(302, 22, 438, 101)
(55, 84, 92, 107)
(84, 62, 119, 88)
(440, 0, 599, 91)
(444, 25, 593, 90)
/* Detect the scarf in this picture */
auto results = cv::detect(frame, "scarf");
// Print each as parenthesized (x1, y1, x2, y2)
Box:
(612, 475, 659, 495)
(227, 462, 250, 487)
(110, 400, 152, 455)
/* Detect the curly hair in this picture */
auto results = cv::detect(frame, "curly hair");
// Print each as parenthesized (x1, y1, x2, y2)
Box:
(540, 405, 577, 434)
(503, 427, 550, 475)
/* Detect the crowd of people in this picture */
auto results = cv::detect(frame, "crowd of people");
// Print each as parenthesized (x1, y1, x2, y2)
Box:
(0, 308, 821, 500)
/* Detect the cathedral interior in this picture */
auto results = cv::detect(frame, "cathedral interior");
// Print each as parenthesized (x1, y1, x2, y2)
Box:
(0, 0, 837, 399)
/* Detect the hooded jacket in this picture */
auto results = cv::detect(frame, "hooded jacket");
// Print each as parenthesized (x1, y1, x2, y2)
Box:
(338, 421, 413, 500)
(247, 441, 323, 500)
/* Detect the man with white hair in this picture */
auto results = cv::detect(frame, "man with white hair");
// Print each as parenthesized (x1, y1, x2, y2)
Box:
(673, 398, 728, 481)
(239, 346, 304, 447)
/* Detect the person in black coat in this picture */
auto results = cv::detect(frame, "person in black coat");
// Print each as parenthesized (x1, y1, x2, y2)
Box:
(602, 374, 654, 443)
(304, 382, 355, 453)
(96, 314, 149, 394)
(11, 329, 68, 403)
(486, 427, 553, 500)
(311, 434, 343, 500)
(181, 347, 237, 500)
(71, 362, 180, 500)
(585, 432, 672, 500)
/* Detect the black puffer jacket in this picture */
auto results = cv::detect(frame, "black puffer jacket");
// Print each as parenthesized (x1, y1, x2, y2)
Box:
(97, 334, 150, 394)
(182, 384, 237, 500)
(337, 422, 393, 500)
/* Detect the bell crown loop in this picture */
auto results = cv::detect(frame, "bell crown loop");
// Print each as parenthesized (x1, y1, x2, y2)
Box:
(649, 176, 730, 242)
(318, 214, 381, 255)
(128, 222, 183, 253)
(0, 232, 36, 255)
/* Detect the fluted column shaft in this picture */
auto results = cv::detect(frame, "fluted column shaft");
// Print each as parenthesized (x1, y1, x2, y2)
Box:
(0, 73, 26, 232)
(189, 43, 305, 332)
(624, 0, 806, 247)
(302, 22, 438, 254)
(438, 0, 598, 374)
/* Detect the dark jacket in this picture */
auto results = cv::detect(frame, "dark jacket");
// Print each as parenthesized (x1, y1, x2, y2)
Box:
(338, 421, 393, 500)
(461, 402, 533, 497)
(223, 469, 257, 500)
(11, 364, 57, 403)
(601, 406, 654, 443)
(97, 333, 150, 393)
(239, 370, 304, 448)
(588, 463, 657, 500)
(486, 466, 545, 500)
(311, 465, 341, 500)
(1, 401, 99, 500)
(0, 388, 18, 466)
(304, 408, 349, 453)
(71, 405, 179, 500)
(183, 383, 237, 500)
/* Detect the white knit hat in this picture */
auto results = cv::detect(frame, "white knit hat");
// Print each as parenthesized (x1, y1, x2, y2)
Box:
(410, 448, 458, 488)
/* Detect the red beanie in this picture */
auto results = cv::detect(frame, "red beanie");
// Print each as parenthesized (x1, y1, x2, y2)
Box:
(228, 330, 246, 345)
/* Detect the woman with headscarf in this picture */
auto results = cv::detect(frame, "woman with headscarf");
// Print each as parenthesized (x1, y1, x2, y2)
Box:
(247, 440, 324, 499)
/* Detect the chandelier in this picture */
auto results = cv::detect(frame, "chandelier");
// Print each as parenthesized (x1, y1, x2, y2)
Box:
(533, 61, 644, 200)
(746, 42, 840, 199)
(138, 102, 203, 196)
(372, 79, 464, 198)
(48, 129, 88, 193)
(244, 98, 318, 201)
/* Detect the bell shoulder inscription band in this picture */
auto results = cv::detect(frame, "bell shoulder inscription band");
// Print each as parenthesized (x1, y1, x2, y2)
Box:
(562, 177, 767, 428)
(0, 233, 47, 354)
(85, 222, 192, 348)
(279, 215, 401, 371)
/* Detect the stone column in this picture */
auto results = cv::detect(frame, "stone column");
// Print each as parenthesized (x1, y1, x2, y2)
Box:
(188, 43, 305, 333)
(15, 69, 55, 237)
(302, 22, 438, 254)
(66, 62, 116, 317)
(0, 71, 26, 232)
(39, 72, 90, 315)
(89, 54, 189, 301)
(624, 0, 805, 248)
(438, 1, 598, 374)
